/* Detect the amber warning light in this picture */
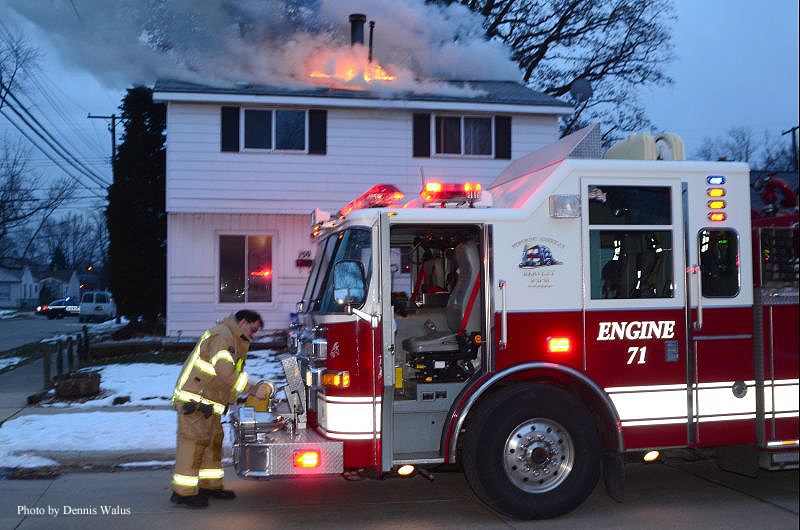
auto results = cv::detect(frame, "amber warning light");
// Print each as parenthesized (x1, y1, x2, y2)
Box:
(547, 337, 571, 353)
(293, 450, 321, 469)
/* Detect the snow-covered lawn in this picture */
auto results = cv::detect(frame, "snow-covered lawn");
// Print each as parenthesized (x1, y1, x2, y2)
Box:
(0, 356, 24, 371)
(40, 349, 286, 408)
(0, 348, 288, 468)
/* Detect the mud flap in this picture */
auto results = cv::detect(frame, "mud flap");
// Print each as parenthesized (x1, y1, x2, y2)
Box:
(602, 450, 625, 502)
(715, 444, 759, 478)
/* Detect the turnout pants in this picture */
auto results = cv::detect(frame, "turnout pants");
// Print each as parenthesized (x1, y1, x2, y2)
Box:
(172, 409, 225, 496)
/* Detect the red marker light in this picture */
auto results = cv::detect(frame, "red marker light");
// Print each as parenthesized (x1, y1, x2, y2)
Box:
(340, 184, 404, 216)
(249, 269, 272, 277)
(421, 181, 482, 203)
(293, 450, 320, 468)
(708, 212, 727, 222)
(547, 337, 571, 353)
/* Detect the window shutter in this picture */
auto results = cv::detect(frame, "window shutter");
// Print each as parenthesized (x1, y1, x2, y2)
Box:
(494, 116, 511, 159)
(221, 106, 240, 152)
(412, 113, 431, 158)
(308, 109, 327, 154)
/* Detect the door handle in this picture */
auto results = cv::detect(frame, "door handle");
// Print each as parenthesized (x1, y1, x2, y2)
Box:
(691, 264, 703, 330)
(498, 279, 508, 349)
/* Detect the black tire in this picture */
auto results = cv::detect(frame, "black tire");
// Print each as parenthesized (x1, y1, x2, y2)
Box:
(462, 383, 601, 519)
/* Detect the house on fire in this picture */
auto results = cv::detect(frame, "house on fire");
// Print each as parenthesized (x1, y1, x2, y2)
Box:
(153, 19, 572, 336)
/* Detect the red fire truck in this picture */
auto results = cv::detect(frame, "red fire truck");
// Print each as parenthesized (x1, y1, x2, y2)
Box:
(230, 128, 799, 519)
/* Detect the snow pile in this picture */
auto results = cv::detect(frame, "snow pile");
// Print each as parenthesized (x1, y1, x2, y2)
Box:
(41, 350, 285, 408)
(0, 310, 16, 319)
(0, 356, 24, 371)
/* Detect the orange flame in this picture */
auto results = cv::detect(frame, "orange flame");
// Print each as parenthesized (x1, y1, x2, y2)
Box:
(308, 48, 396, 88)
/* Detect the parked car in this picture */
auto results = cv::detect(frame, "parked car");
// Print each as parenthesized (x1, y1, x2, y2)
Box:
(36, 298, 80, 319)
(79, 291, 116, 322)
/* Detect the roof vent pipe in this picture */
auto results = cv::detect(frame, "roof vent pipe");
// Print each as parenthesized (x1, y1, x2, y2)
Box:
(349, 14, 366, 46)
(368, 21, 375, 62)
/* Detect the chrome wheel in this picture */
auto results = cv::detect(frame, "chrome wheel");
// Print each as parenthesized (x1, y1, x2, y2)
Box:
(503, 417, 575, 493)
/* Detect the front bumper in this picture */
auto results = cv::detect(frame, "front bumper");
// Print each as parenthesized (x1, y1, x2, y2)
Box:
(229, 406, 343, 479)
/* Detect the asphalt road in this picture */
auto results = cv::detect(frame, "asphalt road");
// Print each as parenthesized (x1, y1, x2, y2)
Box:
(0, 315, 87, 353)
(1, 460, 797, 529)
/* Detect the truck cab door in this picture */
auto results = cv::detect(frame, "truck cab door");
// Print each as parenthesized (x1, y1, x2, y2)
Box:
(373, 213, 395, 473)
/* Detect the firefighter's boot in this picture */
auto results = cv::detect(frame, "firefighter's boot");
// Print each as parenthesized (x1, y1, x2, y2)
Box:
(170, 492, 209, 508)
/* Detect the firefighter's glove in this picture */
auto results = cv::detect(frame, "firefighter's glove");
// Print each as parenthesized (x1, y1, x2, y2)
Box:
(254, 381, 274, 400)
(182, 401, 197, 415)
(198, 403, 214, 418)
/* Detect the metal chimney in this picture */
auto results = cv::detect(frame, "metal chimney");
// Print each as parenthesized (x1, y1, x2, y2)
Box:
(349, 13, 366, 46)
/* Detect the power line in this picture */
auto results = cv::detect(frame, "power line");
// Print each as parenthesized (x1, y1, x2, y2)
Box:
(1, 81, 110, 186)
(1, 110, 104, 197)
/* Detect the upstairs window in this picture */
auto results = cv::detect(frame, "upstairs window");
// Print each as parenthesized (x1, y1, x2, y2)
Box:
(242, 108, 305, 152)
(222, 107, 326, 154)
(434, 115, 493, 156)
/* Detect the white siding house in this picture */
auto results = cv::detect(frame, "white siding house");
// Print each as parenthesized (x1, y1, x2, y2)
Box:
(154, 80, 571, 336)
(0, 266, 39, 309)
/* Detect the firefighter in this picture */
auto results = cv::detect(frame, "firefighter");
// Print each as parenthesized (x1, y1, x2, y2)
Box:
(170, 310, 274, 508)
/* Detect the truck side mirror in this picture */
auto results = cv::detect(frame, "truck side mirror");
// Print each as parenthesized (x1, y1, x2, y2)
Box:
(332, 260, 367, 307)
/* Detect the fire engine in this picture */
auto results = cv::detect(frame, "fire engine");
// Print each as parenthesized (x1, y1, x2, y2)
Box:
(229, 126, 799, 519)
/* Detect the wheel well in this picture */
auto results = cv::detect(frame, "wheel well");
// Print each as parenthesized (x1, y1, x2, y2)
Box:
(452, 368, 621, 463)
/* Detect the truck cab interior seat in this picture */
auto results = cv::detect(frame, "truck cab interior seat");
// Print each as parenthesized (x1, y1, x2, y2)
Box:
(402, 241, 481, 354)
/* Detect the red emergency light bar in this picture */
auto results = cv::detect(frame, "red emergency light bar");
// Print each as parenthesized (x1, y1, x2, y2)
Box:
(340, 184, 404, 216)
(420, 181, 482, 205)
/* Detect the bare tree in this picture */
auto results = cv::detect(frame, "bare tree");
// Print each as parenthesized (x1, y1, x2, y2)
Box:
(694, 127, 755, 163)
(33, 211, 107, 270)
(0, 27, 39, 111)
(0, 138, 73, 266)
(436, 0, 676, 142)
(694, 127, 797, 170)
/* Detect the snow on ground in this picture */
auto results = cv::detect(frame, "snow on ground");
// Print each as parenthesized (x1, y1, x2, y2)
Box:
(41, 350, 286, 408)
(0, 309, 16, 319)
(0, 410, 176, 468)
(0, 348, 289, 468)
(0, 356, 24, 371)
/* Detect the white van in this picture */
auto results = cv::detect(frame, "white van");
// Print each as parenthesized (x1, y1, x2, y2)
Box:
(79, 291, 116, 322)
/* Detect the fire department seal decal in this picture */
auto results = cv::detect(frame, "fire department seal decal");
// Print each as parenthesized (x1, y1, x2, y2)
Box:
(512, 237, 566, 288)
(513, 237, 564, 268)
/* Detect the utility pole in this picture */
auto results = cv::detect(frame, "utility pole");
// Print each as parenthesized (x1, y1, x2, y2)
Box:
(88, 113, 120, 180)
(781, 125, 798, 173)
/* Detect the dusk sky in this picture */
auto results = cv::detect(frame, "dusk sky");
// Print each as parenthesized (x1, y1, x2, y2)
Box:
(1, 0, 798, 213)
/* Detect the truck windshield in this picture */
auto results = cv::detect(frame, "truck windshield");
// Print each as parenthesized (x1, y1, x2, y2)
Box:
(301, 233, 338, 311)
(308, 228, 372, 313)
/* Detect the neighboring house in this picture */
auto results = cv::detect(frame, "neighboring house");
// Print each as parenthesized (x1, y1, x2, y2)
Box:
(36, 270, 80, 303)
(0, 266, 39, 309)
(153, 79, 571, 336)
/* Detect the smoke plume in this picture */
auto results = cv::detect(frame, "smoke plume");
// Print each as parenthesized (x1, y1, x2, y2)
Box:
(8, 0, 521, 94)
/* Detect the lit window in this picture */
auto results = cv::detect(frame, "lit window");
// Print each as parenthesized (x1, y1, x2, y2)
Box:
(219, 235, 273, 303)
